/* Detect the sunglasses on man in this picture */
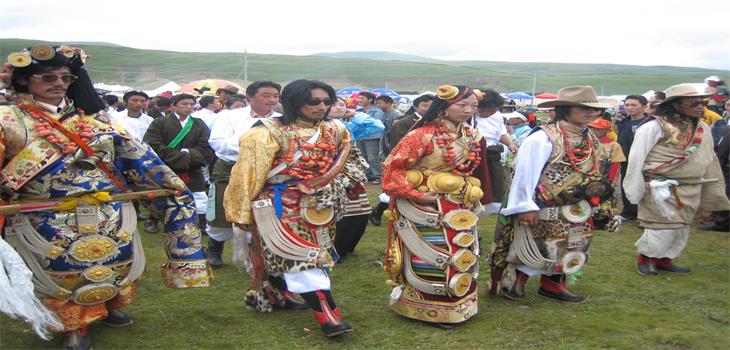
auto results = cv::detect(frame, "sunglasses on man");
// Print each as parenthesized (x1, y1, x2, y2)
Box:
(306, 98, 336, 106)
(32, 73, 78, 83)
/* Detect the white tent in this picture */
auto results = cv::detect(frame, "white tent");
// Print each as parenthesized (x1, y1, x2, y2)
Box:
(145, 81, 181, 97)
(94, 83, 132, 96)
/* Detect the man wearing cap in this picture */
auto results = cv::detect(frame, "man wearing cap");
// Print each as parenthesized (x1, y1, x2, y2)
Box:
(624, 84, 730, 276)
(0, 45, 210, 350)
(216, 85, 239, 110)
(488, 86, 616, 304)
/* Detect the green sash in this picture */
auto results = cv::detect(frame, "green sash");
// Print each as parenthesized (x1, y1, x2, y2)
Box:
(168, 116, 194, 148)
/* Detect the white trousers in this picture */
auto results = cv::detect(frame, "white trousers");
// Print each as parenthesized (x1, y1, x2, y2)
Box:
(635, 226, 690, 259)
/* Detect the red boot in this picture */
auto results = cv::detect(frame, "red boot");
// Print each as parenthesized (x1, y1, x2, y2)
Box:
(656, 258, 692, 274)
(537, 274, 585, 304)
(637, 254, 658, 276)
(502, 270, 529, 301)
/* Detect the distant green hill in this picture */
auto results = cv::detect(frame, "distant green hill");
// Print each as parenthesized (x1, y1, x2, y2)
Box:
(2, 38, 727, 95)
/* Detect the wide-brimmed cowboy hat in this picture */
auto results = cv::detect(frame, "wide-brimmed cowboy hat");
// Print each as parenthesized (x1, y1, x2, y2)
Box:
(537, 86, 614, 109)
(658, 84, 711, 105)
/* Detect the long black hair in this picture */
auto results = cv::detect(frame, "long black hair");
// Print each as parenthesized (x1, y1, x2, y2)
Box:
(413, 85, 475, 129)
(10, 46, 105, 114)
(279, 79, 336, 125)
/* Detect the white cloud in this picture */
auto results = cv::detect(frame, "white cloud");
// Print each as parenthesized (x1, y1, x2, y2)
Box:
(1, 0, 728, 69)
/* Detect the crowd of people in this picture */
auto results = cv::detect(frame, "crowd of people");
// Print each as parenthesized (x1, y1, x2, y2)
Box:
(0, 44, 728, 349)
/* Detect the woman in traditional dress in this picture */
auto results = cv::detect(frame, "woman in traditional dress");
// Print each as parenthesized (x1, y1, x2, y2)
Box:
(382, 84, 484, 329)
(224, 80, 354, 337)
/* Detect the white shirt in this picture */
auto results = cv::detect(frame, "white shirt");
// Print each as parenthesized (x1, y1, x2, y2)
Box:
(500, 129, 552, 216)
(473, 111, 508, 146)
(191, 108, 217, 130)
(209, 105, 281, 162)
(623, 120, 664, 205)
(112, 110, 153, 140)
(36, 98, 68, 114)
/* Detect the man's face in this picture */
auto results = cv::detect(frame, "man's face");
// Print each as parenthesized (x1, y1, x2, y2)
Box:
(126, 95, 147, 114)
(415, 100, 432, 115)
(249, 87, 280, 112)
(672, 97, 705, 118)
(623, 99, 644, 117)
(209, 97, 222, 111)
(24, 66, 73, 104)
(376, 100, 392, 111)
(299, 88, 332, 121)
(357, 95, 370, 108)
(173, 98, 196, 117)
(566, 106, 602, 126)
(217, 91, 232, 102)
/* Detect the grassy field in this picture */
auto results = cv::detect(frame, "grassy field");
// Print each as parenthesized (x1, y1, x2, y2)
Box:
(1, 38, 728, 94)
(1, 186, 728, 350)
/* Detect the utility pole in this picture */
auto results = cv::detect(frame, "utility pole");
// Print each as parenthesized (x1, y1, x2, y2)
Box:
(244, 49, 248, 83)
(530, 74, 537, 106)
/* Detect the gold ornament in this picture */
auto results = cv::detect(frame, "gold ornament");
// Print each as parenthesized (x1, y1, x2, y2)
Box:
(452, 249, 477, 272)
(302, 207, 334, 225)
(444, 210, 478, 230)
(452, 232, 475, 247)
(436, 85, 460, 100)
(68, 235, 118, 262)
(30, 45, 55, 61)
(83, 265, 114, 282)
(473, 89, 485, 102)
(462, 184, 484, 205)
(72, 283, 118, 305)
(448, 273, 472, 297)
(405, 170, 424, 187)
(44, 246, 65, 259)
(7, 52, 32, 67)
(58, 45, 76, 58)
(427, 172, 463, 194)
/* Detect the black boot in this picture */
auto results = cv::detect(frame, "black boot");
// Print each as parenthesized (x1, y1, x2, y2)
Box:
(62, 328, 92, 350)
(101, 309, 134, 328)
(197, 214, 208, 236)
(207, 238, 224, 268)
(369, 202, 389, 226)
(502, 270, 529, 301)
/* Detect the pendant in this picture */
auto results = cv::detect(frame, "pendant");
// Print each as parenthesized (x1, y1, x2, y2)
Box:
(585, 180, 608, 197)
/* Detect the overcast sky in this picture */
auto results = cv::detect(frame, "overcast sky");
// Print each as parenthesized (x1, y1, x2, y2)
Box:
(1, 0, 728, 70)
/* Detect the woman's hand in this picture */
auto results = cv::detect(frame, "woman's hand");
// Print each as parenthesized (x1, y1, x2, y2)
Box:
(508, 143, 518, 154)
(516, 211, 539, 225)
(414, 192, 438, 205)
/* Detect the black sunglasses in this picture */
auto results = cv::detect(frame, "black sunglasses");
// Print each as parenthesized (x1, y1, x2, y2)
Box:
(306, 98, 336, 106)
(32, 73, 78, 83)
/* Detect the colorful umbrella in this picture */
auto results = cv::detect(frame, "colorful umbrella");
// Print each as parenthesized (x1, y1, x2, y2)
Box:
(506, 92, 532, 100)
(178, 79, 245, 95)
(535, 92, 558, 99)
(336, 87, 362, 97)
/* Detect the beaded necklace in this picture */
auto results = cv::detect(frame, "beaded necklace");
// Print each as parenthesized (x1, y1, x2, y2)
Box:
(434, 120, 482, 176)
(558, 121, 599, 177)
(20, 102, 94, 154)
(281, 122, 337, 180)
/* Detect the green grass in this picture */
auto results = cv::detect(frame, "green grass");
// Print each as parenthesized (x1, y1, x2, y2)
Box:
(1, 186, 729, 349)
(1, 38, 728, 95)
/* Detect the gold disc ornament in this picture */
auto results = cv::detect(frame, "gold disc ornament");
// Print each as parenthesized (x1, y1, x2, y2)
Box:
(443, 210, 478, 231)
(302, 207, 334, 225)
(7, 52, 32, 67)
(30, 45, 55, 61)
